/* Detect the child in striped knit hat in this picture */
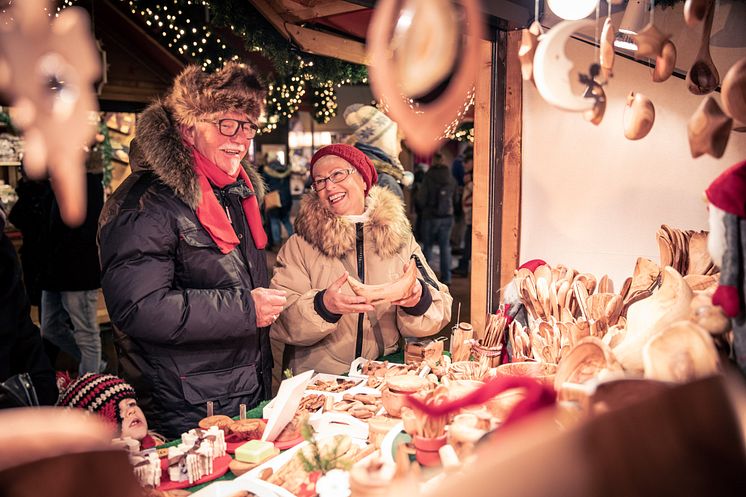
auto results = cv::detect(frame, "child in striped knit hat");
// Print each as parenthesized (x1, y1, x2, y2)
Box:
(57, 373, 164, 448)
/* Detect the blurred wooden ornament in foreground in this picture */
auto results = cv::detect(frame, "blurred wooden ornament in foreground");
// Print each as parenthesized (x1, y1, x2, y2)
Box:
(366, 0, 483, 155)
(0, 0, 101, 226)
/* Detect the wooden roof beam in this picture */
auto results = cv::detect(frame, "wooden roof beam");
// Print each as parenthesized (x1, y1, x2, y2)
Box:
(249, 0, 367, 66)
(277, 0, 367, 23)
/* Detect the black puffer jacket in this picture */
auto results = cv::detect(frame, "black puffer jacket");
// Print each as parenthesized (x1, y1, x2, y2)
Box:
(98, 103, 271, 439)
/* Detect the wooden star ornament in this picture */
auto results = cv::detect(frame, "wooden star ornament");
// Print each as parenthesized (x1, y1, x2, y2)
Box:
(0, 0, 101, 226)
(688, 96, 733, 158)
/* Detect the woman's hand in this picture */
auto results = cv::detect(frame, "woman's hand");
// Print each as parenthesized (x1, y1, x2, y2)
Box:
(252, 287, 288, 327)
(392, 279, 423, 308)
(323, 272, 375, 315)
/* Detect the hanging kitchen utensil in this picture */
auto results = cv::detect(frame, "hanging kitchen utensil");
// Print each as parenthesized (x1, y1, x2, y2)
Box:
(633, 23, 669, 59)
(533, 19, 596, 112)
(687, 95, 733, 159)
(623, 92, 655, 140)
(599, 15, 615, 80)
(0, 0, 101, 227)
(684, 0, 713, 27)
(652, 40, 677, 82)
(367, 0, 483, 155)
(686, 0, 719, 95)
(390, 0, 459, 99)
(721, 57, 746, 128)
(519, 21, 542, 84)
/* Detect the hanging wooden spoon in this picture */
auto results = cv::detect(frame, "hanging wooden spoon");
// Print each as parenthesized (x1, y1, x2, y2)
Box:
(599, 16, 615, 80)
(686, 1, 719, 95)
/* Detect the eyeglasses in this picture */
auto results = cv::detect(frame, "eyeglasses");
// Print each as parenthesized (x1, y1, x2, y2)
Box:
(311, 168, 357, 192)
(200, 118, 259, 138)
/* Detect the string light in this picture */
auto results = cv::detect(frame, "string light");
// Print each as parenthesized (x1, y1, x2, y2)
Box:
(54, 0, 366, 130)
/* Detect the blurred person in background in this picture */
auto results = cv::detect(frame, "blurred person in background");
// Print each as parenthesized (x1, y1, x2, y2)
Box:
(453, 151, 473, 277)
(417, 152, 458, 285)
(40, 167, 105, 375)
(261, 153, 294, 250)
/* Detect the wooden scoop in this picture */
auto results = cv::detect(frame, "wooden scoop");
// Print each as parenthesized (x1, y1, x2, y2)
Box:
(687, 1, 719, 95)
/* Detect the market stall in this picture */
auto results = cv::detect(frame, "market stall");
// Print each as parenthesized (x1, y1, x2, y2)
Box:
(1, 0, 746, 496)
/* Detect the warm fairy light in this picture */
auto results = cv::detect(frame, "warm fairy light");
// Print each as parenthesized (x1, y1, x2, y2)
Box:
(55, 0, 362, 130)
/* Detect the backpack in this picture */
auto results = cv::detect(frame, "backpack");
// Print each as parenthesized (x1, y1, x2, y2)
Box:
(433, 181, 455, 217)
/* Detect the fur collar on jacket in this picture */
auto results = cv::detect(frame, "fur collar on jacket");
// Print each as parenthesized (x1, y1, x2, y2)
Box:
(131, 101, 265, 209)
(294, 186, 411, 259)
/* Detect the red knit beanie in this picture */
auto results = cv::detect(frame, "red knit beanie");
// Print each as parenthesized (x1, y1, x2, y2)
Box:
(705, 160, 746, 218)
(57, 373, 137, 427)
(310, 144, 378, 195)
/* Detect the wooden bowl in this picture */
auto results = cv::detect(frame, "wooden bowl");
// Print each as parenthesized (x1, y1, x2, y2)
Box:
(493, 362, 558, 387)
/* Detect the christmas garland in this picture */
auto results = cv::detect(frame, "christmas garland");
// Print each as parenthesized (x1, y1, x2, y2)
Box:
(107, 0, 367, 129)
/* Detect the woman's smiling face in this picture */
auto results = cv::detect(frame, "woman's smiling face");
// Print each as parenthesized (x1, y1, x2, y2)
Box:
(313, 155, 367, 216)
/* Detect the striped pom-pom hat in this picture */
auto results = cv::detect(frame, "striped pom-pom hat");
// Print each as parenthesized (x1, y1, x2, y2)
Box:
(57, 373, 137, 426)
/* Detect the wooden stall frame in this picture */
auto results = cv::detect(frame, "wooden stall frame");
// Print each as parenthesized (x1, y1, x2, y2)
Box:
(471, 30, 522, 337)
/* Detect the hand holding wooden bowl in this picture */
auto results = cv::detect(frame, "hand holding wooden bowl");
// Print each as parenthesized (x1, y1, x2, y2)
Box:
(347, 260, 418, 304)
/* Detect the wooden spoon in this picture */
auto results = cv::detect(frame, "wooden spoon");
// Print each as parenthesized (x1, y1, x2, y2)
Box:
(599, 17, 615, 80)
(687, 1, 719, 95)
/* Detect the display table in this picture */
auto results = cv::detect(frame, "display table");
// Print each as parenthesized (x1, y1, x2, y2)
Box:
(165, 351, 405, 492)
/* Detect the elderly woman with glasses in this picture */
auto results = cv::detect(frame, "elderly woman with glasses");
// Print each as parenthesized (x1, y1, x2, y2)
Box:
(270, 144, 452, 375)
(98, 64, 287, 439)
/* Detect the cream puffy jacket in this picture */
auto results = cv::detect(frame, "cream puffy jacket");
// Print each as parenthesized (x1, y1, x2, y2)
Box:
(270, 186, 452, 375)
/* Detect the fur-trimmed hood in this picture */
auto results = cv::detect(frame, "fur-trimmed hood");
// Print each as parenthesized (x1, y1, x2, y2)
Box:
(130, 101, 265, 209)
(294, 186, 411, 259)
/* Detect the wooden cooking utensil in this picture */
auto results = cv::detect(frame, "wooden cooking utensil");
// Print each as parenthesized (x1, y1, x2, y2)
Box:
(634, 23, 669, 59)
(653, 40, 677, 83)
(600, 17, 615, 80)
(623, 92, 655, 140)
(721, 57, 746, 126)
(684, 0, 713, 27)
(518, 21, 542, 84)
(687, 1, 719, 95)
(688, 95, 733, 159)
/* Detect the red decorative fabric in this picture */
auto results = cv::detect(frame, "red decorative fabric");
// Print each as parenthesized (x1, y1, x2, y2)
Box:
(406, 376, 555, 427)
(310, 144, 378, 194)
(192, 148, 267, 253)
(140, 434, 157, 450)
(713, 284, 740, 318)
(705, 160, 746, 218)
(519, 259, 547, 273)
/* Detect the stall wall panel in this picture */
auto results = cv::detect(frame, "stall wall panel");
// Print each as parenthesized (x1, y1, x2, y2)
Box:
(521, 39, 746, 286)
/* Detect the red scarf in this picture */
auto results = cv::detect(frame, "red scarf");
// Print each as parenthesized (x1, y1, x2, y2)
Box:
(192, 148, 267, 253)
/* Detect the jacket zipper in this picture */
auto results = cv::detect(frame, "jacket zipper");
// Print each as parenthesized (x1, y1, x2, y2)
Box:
(355, 222, 365, 359)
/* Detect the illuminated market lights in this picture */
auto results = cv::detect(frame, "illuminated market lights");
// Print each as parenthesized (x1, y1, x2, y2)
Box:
(55, 0, 365, 127)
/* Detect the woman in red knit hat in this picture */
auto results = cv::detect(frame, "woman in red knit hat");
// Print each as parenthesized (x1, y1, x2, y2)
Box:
(269, 144, 453, 375)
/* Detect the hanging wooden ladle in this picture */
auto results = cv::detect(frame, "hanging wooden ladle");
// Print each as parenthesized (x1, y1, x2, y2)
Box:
(686, 0, 719, 95)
